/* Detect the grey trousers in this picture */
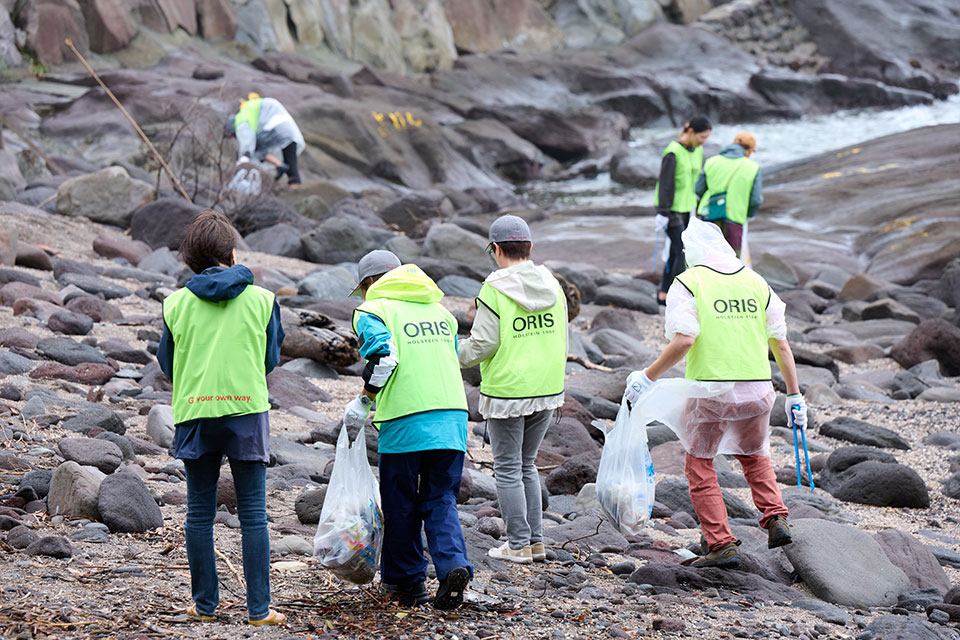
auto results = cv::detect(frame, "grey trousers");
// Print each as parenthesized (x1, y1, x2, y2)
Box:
(487, 409, 553, 549)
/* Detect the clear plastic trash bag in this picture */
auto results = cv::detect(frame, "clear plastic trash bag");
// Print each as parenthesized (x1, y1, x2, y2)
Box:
(313, 424, 383, 584)
(594, 398, 656, 536)
(226, 166, 262, 196)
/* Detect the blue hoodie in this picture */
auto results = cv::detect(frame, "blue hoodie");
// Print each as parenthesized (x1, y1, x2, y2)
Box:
(157, 265, 285, 463)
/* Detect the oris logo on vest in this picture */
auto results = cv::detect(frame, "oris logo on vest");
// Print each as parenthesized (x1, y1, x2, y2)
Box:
(712, 298, 759, 319)
(403, 320, 452, 344)
(512, 312, 555, 336)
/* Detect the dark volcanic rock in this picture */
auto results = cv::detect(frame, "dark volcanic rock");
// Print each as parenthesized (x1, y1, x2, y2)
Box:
(36, 337, 107, 366)
(26, 535, 73, 559)
(57, 273, 131, 300)
(829, 461, 929, 508)
(58, 437, 123, 474)
(819, 416, 910, 450)
(655, 476, 758, 523)
(627, 562, 801, 601)
(47, 310, 94, 335)
(129, 198, 203, 249)
(294, 486, 327, 525)
(545, 453, 598, 495)
(890, 319, 960, 377)
(97, 473, 164, 533)
(267, 368, 333, 409)
(30, 362, 116, 386)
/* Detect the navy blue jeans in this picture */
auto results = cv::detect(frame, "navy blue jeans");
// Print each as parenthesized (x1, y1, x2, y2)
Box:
(378, 450, 473, 586)
(183, 455, 271, 620)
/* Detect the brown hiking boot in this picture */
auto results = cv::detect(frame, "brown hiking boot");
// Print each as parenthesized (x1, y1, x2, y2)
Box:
(690, 541, 741, 569)
(767, 516, 793, 549)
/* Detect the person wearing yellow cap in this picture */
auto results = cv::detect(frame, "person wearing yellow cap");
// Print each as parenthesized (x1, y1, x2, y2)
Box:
(694, 132, 763, 256)
(225, 93, 305, 186)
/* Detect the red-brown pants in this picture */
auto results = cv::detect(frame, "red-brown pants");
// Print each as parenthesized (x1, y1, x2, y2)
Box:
(684, 453, 789, 550)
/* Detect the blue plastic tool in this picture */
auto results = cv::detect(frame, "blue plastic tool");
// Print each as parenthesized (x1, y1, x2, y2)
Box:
(790, 403, 815, 491)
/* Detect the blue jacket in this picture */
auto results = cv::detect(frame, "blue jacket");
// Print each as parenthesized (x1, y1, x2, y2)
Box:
(356, 312, 467, 455)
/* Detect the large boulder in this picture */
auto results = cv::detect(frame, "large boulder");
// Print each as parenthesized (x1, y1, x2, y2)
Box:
(890, 319, 960, 377)
(197, 0, 238, 40)
(300, 216, 390, 264)
(92, 231, 152, 265)
(874, 529, 951, 595)
(828, 461, 930, 508)
(422, 223, 491, 275)
(81, 0, 139, 52)
(47, 461, 106, 520)
(97, 472, 164, 533)
(550, 0, 663, 48)
(244, 223, 303, 259)
(784, 519, 911, 608)
(19, 0, 89, 65)
(36, 337, 107, 366)
(536, 417, 600, 467)
(444, 0, 563, 55)
(56, 167, 155, 227)
(545, 453, 598, 495)
(146, 405, 175, 449)
(790, 0, 960, 98)
(129, 198, 203, 249)
(297, 267, 356, 301)
(267, 368, 332, 410)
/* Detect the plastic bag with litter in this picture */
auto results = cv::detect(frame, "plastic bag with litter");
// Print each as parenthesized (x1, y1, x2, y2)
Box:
(595, 378, 736, 535)
(226, 166, 262, 196)
(313, 424, 383, 584)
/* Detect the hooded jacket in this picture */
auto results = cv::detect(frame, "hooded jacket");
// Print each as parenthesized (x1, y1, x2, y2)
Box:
(234, 97, 306, 161)
(353, 264, 468, 454)
(459, 260, 567, 419)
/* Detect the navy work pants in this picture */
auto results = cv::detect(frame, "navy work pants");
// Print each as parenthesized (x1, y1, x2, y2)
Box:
(378, 450, 473, 586)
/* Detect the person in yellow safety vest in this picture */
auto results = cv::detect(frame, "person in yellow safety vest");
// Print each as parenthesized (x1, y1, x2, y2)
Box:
(344, 250, 473, 610)
(695, 132, 763, 257)
(458, 215, 568, 566)
(624, 217, 807, 569)
(225, 93, 305, 186)
(654, 115, 712, 306)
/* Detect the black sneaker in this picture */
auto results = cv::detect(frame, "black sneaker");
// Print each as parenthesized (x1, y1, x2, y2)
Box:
(434, 566, 470, 611)
(690, 541, 741, 569)
(766, 516, 793, 549)
(383, 581, 429, 607)
(275, 163, 290, 180)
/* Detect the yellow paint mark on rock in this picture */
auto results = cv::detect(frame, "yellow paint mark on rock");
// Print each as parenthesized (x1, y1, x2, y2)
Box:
(822, 171, 843, 179)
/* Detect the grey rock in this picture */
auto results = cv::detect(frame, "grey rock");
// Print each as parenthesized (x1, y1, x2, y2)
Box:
(57, 273, 131, 300)
(136, 247, 182, 277)
(294, 486, 327, 525)
(272, 535, 313, 557)
(36, 337, 107, 366)
(783, 518, 910, 607)
(300, 216, 388, 264)
(97, 473, 164, 533)
(943, 472, 960, 500)
(819, 416, 910, 450)
(422, 223, 490, 275)
(26, 535, 73, 559)
(437, 275, 482, 298)
(655, 476, 758, 523)
(923, 432, 960, 448)
(464, 468, 498, 501)
(296, 266, 356, 301)
(95, 432, 136, 462)
(861, 298, 921, 324)
(58, 437, 122, 474)
(269, 436, 334, 476)
(6, 524, 39, 549)
(56, 166, 154, 226)
(876, 529, 951, 594)
(146, 405, 174, 449)
(543, 510, 629, 552)
(829, 461, 929, 508)
(861, 614, 956, 640)
(918, 387, 960, 403)
(546, 262, 603, 303)
(19, 469, 54, 498)
(20, 395, 46, 419)
(929, 546, 960, 569)
(627, 561, 801, 601)
(245, 223, 304, 259)
(0, 350, 37, 375)
(61, 405, 126, 435)
(47, 310, 94, 335)
(477, 516, 505, 539)
(383, 235, 421, 263)
(47, 462, 106, 520)
(267, 368, 332, 409)
(594, 285, 659, 314)
(279, 358, 340, 380)
(897, 587, 945, 612)
(790, 598, 851, 625)
(591, 328, 656, 359)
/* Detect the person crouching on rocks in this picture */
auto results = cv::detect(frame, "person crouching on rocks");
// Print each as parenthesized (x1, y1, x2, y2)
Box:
(157, 211, 287, 624)
(624, 217, 806, 569)
(344, 250, 473, 609)
(225, 92, 305, 187)
(458, 215, 568, 565)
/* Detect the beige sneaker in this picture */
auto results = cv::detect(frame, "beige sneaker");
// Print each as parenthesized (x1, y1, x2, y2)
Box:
(487, 542, 533, 564)
(530, 542, 546, 562)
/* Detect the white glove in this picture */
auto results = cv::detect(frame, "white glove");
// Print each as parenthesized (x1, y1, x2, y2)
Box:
(237, 155, 251, 165)
(654, 213, 669, 232)
(785, 393, 807, 430)
(343, 395, 372, 428)
(624, 370, 654, 406)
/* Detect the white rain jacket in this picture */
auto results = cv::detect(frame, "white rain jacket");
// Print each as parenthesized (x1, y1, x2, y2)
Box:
(661, 217, 787, 458)
(459, 260, 566, 419)
(235, 98, 306, 161)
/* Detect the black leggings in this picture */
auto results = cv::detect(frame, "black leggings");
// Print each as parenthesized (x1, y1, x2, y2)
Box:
(660, 211, 690, 294)
(281, 142, 301, 184)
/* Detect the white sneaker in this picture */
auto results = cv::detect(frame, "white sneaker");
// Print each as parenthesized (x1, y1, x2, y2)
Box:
(487, 542, 533, 564)
(530, 542, 546, 562)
